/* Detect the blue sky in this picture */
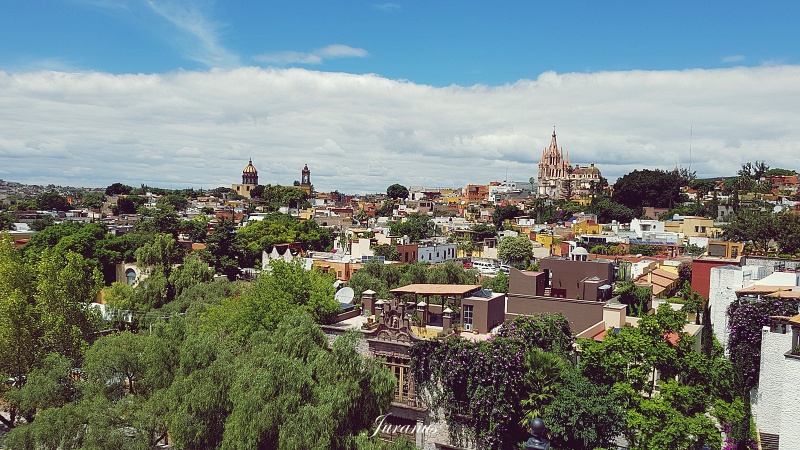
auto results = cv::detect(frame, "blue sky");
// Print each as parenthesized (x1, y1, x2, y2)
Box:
(2, 1, 800, 192)
(4, 1, 798, 84)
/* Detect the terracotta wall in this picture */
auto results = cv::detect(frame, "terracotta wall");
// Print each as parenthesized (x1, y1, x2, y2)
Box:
(505, 294, 605, 334)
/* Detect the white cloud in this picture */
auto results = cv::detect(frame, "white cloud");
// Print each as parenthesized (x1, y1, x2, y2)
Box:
(145, 0, 239, 67)
(372, 3, 401, 12)
(254, 45, 368, 65)
(2, 66, 800, 193)
(722, 55, 745, 63)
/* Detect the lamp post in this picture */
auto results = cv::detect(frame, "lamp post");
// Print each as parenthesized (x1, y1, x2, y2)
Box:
(524, 418, 550, 450)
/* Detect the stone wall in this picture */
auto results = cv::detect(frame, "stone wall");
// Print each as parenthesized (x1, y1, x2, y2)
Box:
(322, 327, 370, 356)
(741, 256, 800, 275)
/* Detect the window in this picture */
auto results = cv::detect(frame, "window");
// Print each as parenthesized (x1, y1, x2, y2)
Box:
(463, 305, 474, 331)
(125, 268, 136, 286)
(384, 356, 415, 404)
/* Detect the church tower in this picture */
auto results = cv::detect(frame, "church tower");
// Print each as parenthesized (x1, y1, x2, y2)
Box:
(232, 159, 259, 198)
(299, 164, 312, 196)
(242, 159, 258, 186)
(537, 129, 570, 198)
(535, 129, 602, 200)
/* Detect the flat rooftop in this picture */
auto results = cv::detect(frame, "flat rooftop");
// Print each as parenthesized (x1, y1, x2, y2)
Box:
(390, 284, 482, 296)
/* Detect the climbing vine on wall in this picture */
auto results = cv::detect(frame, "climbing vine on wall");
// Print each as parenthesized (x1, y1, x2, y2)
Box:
(409, 314, 573, 450)
(727, 296, 800, 390)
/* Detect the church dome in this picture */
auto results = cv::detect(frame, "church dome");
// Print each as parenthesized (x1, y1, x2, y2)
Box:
(243, 159, 257, 174)
(241, 159, 259, 186)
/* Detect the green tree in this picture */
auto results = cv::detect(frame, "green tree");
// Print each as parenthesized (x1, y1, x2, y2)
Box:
(481, 270, 509, 293)
(82, 331, 146, 397)
(497, 235, 533, 268)
(79, 191, 106, 210)
(134, 233, 183, 309)
(375, 198, 395, 218)
(203, 217, 243, 280)
(386, 183, 409, 200)
(294, 217, 334, 252)
(492, 204, 524, 230)
(0, 212, 15, 231)
(220, 312, 396, 450)
(372, 243, 401, 261)
(0, 236, 102, 429)
(426, 261, 477, 286)
(6, 353, 78, 423)
(201, 259, 338, 342)
(136, 204, 182, 238)
(721, 209, 778, 253)
(36, 191, 72, 211)
(256, 184, 310, 211)
(470, 223, 497, 241)
(542, 369, 626, 450)
(589, 197, 636, 223)
(612, 169, 685, 212)
(105, 183, 134, 196)
(346, 264, 390, 301)
(390, 212, 434, 242)
(169, 252, 214, 299)
(156, 193, 189, 211)
(519, 348, 570, 424)
(775, 213, 800, 255)
(114, 195, 146, 215)
(579, 304, 740, 449)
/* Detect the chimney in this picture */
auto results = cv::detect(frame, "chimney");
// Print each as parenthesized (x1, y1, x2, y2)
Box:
(603, 300, 627, 329)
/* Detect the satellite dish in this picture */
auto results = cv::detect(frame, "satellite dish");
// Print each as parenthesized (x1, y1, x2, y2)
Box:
(335, 287, 355, 304)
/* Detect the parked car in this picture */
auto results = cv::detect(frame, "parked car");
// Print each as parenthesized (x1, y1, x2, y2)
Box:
(472, 260, 498, 275)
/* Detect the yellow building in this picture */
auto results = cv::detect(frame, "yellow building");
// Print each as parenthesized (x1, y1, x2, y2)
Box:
(534, 233, 557, 248)
(439, 189, 461, 204)
(572, 220, 600, 236)
(664, 216, 720, 238)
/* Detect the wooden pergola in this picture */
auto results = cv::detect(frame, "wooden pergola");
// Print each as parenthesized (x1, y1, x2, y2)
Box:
(736, 285, 799, 298)
(389, 284, 482, 325)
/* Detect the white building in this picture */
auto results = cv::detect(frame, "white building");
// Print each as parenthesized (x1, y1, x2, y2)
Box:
(708, 264, 766, 351)
(752, 314, 800, 449)
(418, 243, 457, 264)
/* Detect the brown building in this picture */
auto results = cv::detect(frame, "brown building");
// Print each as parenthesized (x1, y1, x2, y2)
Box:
(396, 243, 419, 264)
(506, 268, 608, 334)
(539, 257, 615, 301)
(460, 290, 506, 334)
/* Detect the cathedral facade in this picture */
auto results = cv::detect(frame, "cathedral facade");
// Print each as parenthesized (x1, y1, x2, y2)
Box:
(536, 130, 601, 199)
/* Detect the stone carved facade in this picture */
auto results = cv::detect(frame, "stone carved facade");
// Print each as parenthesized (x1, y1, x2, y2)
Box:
(537, 129, 601, 199)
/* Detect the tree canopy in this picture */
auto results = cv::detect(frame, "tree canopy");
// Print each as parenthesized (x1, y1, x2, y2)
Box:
(389, 212, 434, 242)
(497, 235, 533, 268)
(612, 169, 685, 213)
(386, 183, 409, 200)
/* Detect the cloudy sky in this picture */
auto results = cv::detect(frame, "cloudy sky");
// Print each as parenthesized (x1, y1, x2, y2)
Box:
(2, 1, 800, 194)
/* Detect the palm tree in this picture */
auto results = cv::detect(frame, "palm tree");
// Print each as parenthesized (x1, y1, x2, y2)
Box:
(519, 348, 570, 427)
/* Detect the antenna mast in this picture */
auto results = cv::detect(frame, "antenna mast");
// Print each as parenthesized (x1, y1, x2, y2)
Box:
(688, 126, 693, 172)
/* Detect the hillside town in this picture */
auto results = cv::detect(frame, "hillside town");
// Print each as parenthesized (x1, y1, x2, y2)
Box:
(2, 131, 800, 450)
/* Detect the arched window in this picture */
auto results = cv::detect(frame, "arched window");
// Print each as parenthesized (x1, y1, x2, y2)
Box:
(125, 268, 136, 286)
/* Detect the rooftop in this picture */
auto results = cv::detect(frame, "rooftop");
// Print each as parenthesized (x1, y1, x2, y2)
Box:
(390, 284, 482, 296)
